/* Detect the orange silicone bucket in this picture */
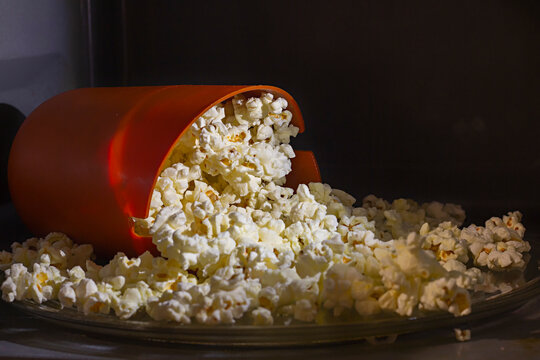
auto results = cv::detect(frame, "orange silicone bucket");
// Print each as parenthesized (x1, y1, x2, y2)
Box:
(8, 85, 321, 257)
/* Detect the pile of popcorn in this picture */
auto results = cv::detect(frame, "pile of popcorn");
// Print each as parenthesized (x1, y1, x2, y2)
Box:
(0, 93, 532, 325)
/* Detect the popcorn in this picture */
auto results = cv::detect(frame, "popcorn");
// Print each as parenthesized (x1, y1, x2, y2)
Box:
(1, 264, 27, 302)
(442, 260, 483, 290)
(68, 266, 86, 283)
(423, 202, 466, 227)
(1, 261, 66, 304)
(146, 288, 195, 324)
(194, 286, 251, 325)
(454, 328, 471, 342)
(294, 298, 318, 322)
(75, 278, 98, 300)
(322, 263, 365, 316)
(375, 234, 448, 316)
(421, 222, 469, 264)
(114, 282, 153, 319)
(461, 212, 530, 271)
(58, 282, 77, 308)
(295, 242, 333, 278)
(0, 93, 532, 327)
(0, 251, 13, 271)
(11, 238, 40, 267)
(251, 307, 274, 325)
(82, 290, 112, 315)
(27, 262, 65, 303)
(359, 196, 465, 241)
(420, 277, 471, 316)
(355, 296, 381, 317)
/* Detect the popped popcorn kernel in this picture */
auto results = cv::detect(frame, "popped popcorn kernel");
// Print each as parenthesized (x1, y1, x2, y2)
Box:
(454, 328, 471, 342)
(0, 93, 531, 327)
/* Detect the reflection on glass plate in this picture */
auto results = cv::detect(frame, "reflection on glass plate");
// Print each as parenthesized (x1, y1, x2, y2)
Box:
(8, 242, 540, 346)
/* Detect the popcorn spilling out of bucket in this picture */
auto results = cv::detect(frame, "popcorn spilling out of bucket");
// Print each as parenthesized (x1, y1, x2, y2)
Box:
(1, 86, 531, 326)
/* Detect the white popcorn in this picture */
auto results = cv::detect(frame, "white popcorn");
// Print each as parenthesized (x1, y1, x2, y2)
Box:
(294, 298, 317, 322)
(146, 287, 197, 324)
(75, 278, 98, 300)
(82, 291, 112, 315)
(322, 263, 363, 316)
(2, 263, 28, 301)
(0, 93, 531, 326)
(58, 283, 77, 308)
(442, 260, 483, 290)
(461, 212, 530, 271)
(27, 263, 64, 304)
(8, 233, 94, 271)
(1, 273, 21, 302)
(85, 260, 102, 281)
(251, 307, 274, 325)
(113, 282, 154, 319)
(355, 296, 381, 316)
(0, 251, 13, 271)
(375, 234, 445, 316)
(104, 275, 126, 291)
(421, 222, 469, 264)
(454, 328, 471, 342)
(295, 242, 333, 278)
(2, 261, 65, 304)
(420, 277, 471, 316)
(359, 196, 465, 241)
(68, 266, 86, 283)
(424, 202, 466, 227)
(394, 233, 446, 280)
(195, 287, 251, 325)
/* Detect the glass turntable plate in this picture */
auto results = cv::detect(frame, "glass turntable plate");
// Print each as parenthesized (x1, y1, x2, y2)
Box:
(7, 238, 540, 346)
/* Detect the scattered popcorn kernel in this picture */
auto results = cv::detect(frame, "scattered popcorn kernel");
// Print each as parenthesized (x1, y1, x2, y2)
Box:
(0, 93, 531, 326)
(454, 328, 471, 342)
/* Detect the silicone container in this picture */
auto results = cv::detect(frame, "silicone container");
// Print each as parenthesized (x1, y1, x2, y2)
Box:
(8, 85, 321, 257)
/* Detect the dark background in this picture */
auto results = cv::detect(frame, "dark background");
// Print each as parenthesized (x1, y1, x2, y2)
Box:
(2, 0, 540, 235)
(89, 0, 540, 229)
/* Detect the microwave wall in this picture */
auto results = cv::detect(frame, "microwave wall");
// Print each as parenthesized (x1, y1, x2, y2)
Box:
(1, 0, 539, 232)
